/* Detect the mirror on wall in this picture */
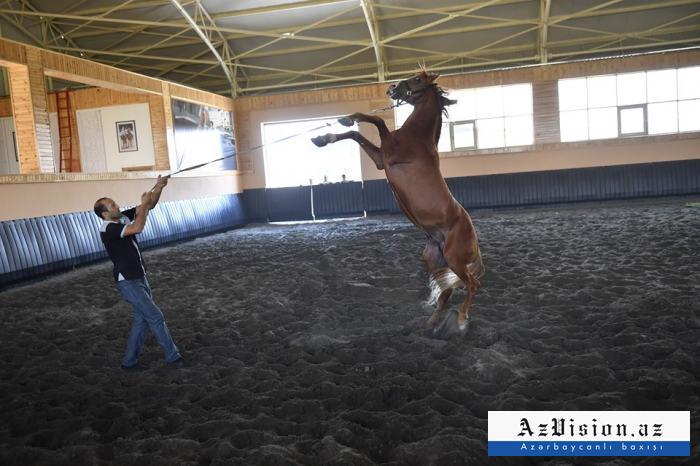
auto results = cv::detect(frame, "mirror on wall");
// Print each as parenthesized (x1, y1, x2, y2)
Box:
(0, 66, 19, 175)
(0, 62, 237, 177)
(172, 98, 236, 173)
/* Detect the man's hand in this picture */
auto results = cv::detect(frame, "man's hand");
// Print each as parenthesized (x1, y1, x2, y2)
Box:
(140, 191, 153, 208)
(155, 174, 170, 190)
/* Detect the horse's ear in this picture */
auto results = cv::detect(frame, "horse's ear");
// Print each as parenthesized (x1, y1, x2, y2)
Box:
(429, 73, 440, 82)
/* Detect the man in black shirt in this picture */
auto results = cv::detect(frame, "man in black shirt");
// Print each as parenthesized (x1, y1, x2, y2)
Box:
(94, 175, 192, 371)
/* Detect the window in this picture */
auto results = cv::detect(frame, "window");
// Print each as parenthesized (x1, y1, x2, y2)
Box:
(395, 83, 534, 151)
(262, 117, 361, 188)
(559, 66, 700, 141)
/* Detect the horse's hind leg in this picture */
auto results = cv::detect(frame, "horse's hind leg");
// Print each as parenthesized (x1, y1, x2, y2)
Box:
(442, 219, 483, 336)
(423, 239, 455, 326)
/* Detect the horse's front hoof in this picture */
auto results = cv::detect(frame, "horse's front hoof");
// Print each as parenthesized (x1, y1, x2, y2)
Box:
(311, 136, 327, 147)
(338, 116, 354, 127)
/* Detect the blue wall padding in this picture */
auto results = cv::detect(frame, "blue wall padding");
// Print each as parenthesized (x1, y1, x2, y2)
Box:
(3, 159, 699, 289)
(266, 186, 313, 222)
(0, 193, 247, 289)
(242, 188, 267, 223)
(362, 179, 399, 215)
(441, 159, 700, 210)
(313, 182, 364, 219)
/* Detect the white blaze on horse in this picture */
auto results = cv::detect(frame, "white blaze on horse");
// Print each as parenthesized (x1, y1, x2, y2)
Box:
(312, 70, 484, 338)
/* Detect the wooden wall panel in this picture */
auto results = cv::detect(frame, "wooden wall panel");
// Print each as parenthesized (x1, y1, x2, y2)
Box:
(159, 83, 177, 171)
(169, 82, 234, 111)
(8, 47, 54, 174)
(0, 39, 26, 67)
(232, 103, 252, 172)
(233, 48, 700, 177)
(47, 88, 150, 112)
(42, 52, 161, 95)
(8, 63, 38, 173)
(0, 97, 12, 117)
(533, 81, 560, 145)
(27, 48, 54, 174)
(149, 93, 170, 171)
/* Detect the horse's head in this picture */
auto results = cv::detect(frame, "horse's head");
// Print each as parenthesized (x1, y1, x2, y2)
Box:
(386, 71, 438, 103)
(387, 71, 456, 111)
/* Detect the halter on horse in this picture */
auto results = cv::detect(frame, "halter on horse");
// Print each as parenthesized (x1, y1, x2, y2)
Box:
(311, 70, 484, 338)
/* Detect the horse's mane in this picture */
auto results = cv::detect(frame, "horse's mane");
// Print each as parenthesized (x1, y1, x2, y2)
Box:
(414, 66, 456, 117)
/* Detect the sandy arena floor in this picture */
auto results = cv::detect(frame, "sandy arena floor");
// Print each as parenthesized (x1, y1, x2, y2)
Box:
(1, 201, 698, 465)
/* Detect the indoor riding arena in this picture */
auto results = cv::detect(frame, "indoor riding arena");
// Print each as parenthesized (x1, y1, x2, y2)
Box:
(0, 2, 699, 466)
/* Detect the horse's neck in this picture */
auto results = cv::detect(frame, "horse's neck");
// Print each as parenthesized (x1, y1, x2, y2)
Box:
(402, 92, 443, 139)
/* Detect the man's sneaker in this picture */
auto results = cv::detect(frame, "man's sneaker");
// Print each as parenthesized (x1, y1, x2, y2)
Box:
(168, 357, 194, 369)
(121, 362, 148, 372)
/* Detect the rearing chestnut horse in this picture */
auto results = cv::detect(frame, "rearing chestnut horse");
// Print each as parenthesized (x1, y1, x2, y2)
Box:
(312, 70, 484, 338)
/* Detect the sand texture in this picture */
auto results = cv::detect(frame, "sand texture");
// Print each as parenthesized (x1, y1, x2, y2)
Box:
(1, 202, 698, 465)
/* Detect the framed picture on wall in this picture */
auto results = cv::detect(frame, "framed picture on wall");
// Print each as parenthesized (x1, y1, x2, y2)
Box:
(116, 120, 138, 153)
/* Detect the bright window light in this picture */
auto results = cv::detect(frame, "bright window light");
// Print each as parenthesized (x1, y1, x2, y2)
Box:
(395, 103, 413, 127)
(559, 78, 588, 111)
(477, 118, 505, 149)
(449, 89, 476, 121)
(617, 72, 647, 106)
(505, 115, 533, 146)
(396, 83, 533, 152)
(559, 66, 700, 142)
(679, 99, 700, 132)
(560, 110, 588, 142)
(438, 122, 451, 152)
(503, 84, 533, 116)
(678, 66, 700, 100)
(475, 86, 504, 119)
(587, 75, 617, 108)
(647, 69, 677, 103)
(619, 107, 646, 134)
(648, 101, 679, 134)
(263, 117, 362, 188)
(588, 107, 618, 140)
(453, 121, 475, 148)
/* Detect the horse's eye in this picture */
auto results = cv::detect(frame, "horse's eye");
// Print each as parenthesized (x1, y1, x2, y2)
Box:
(414, 77, 421, 83)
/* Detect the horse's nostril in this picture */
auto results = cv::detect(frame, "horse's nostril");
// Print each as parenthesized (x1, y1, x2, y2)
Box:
(388, 84, 397, 91)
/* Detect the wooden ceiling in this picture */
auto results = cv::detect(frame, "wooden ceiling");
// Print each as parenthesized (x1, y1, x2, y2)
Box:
(0, 0, 699, 97)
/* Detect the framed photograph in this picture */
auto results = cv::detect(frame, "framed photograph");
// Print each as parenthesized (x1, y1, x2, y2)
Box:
(116, 120, 138, 153)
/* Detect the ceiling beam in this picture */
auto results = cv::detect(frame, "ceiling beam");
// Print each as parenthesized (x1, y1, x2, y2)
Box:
(538, 0, 552, 63)
(169, 0, 237, 96)
(361, 0, 384, 81)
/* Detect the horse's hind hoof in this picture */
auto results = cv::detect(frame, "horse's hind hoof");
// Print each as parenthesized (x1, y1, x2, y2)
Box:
(458, 318, 469, 337)
(311, 136, 327, 147)
(432, 310, 461, 340)
(338, 116, 354, 127)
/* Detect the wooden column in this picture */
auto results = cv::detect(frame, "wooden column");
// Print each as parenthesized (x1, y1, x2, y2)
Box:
(533, 80, 560, 145)
(8, 48, 54, 173)
(160, 82, 177, 171)
(149, 92, 171, 171)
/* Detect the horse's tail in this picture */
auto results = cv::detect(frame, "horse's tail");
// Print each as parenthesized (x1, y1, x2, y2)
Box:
(469, 248, 485, 280)
(427, 248, 484, 305)
(428, 268, 463, 306)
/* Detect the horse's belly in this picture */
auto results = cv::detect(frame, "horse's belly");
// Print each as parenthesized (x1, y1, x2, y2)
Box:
(386, 170, 460, 241)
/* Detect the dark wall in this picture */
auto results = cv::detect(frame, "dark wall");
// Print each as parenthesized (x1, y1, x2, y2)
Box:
(3, 159, 699, 289)
(243, 159, 700, 222)
(0, 194, 247, 290)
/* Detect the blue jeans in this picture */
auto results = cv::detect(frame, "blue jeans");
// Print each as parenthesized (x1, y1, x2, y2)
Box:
(116, 276, 181, 366)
